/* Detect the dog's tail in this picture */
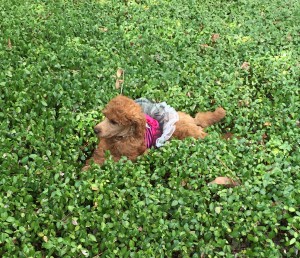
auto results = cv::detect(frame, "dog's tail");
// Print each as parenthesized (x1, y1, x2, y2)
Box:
(194, 107, 226, 128)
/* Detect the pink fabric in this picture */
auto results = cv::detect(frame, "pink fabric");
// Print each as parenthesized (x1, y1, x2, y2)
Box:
(145, 115, 161, 148)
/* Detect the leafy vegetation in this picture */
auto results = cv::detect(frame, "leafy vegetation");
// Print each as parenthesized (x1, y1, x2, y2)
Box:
(1, 0, 300, 257)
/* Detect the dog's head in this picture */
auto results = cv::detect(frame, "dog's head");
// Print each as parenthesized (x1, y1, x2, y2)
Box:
(94, 95, 146, 139)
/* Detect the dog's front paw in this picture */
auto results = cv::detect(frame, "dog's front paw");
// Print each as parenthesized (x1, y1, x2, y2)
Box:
(81, 165, 90, 171)
(215, 107, 226, 118)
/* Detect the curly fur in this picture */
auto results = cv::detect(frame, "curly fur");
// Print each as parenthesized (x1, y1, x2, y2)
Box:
(83, 95, 226, 169)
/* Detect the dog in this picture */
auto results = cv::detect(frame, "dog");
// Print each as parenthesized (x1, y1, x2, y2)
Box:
(83, 95, 225, 169)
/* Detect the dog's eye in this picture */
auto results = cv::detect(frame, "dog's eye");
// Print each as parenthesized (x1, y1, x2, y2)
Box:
(110, 120, 117, 125)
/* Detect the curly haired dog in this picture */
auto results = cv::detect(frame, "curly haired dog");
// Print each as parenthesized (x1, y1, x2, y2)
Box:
(84, 95, 225, 169)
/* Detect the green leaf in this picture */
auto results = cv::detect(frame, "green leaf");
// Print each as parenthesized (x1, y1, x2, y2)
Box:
(21, 156, 29, 164)
(6, 217, 15, 223)
(46, 150, 51, 157)
(171, 200, 178, 206)
(67, 205, 75, 212)
(101, 221, 106, 230)
(41, 100, 48, 107)
(43, 241, 54, 249)
(288, 207, 296, 212)
(215, 207, 222, 214)
(129, 239, 135, 248)
(91, 184, 98, 191)
(289, 238, 296, 245)
(88, 234, 97, 242)
(0, 233, 9, 243)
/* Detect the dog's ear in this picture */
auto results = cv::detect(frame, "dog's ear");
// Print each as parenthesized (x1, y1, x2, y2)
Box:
(129, 113, 146, 137)
(102, 95, 146, 134)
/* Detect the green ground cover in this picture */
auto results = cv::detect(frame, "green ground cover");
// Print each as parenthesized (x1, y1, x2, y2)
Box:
(1, 0, 300, 257)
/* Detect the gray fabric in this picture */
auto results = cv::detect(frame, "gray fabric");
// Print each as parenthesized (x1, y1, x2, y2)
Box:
(135, 98, 179, 147)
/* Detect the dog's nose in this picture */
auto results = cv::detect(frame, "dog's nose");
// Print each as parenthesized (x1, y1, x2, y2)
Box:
(94, 127, 101, 134)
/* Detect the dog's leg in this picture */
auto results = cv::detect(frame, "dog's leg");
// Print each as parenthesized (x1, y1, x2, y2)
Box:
(82, 153, 105, 171)
(173, 122, 207, 140)
(82, 139, 108, 171)
(194, 107, 226, 128)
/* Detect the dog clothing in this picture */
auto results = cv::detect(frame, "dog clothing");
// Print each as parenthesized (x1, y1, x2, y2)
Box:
(135, 98, 179, 147)
(145, 115, 161, 148)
